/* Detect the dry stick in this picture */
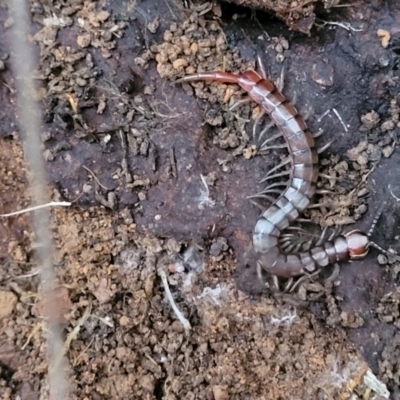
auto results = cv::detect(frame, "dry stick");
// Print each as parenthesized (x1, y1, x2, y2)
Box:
(0, 201, 71, 217)
(159, 269, 192, 331)
(9, 1, 69, 398)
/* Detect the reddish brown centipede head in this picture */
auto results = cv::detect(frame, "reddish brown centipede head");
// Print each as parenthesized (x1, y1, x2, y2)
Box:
(237, 70, 262, 92)
(345, 230, 370, 259)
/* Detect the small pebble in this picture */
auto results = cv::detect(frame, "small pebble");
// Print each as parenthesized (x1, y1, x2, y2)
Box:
(377, 254, 388, 265)
(382, 145, 394, 158)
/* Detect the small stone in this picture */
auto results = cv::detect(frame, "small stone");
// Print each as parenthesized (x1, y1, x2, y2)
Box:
(43, 148, 54, 161)
(76, 77, 87, 86)
(377, 29, 391, 48)
(357, 153, 368, 165)
(77, 34, 91, 48)
(147, 17, 160, 34)
(138, 191, 146, 201)
(93, 278, 114, 304)
(360, 110, 380, 130)
(381, 120, 395, 132)
(134, 57, 147, 67)
(382, 145, 394, 158)
(212, 385, 229, 400)
(357, 188, 369, 197)
(377, 254, 388, 265)
(163, 30, 173, 42)
(172, 58, 189, 69)
(311, 61, 334, 86)
(210, 237, 229, 257)
(34, 287, 72, 323)
(0, 291, 18, 319)
(119, 315, 130, 326)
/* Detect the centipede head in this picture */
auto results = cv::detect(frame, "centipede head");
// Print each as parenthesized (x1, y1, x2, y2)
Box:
(344, 229, 370, 259)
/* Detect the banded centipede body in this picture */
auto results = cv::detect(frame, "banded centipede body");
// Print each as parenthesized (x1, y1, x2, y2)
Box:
(176, 61, 395, 279)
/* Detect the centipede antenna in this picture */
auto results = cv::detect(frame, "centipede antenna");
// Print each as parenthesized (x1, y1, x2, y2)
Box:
(367, 202, 386, 237)
(317, 140, 333, 154)
(313, 129, 325, 138)
(229, 96, 251, 111)
(260, 143, 289, 152)
(259, 130, 284, 148)
(369, 241, 400, 259)
(259, 170, 290, 183)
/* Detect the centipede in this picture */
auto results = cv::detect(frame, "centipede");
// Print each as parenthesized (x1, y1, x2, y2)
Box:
(176, 59, 397, 279)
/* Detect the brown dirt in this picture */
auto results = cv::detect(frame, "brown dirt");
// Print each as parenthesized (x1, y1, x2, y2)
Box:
(1, 0, 400, 398)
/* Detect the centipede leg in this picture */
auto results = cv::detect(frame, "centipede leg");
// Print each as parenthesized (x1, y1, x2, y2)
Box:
(276, 66, 285, 93)
(313, 129, 325, 138)
(260, 156, 291, 182)
(325, 263, 340, 283)
(229, 96, 251, 111)
(252, 109, 266, 140)
(306, 202, 332, 210)
(283, 278, 294, 292)
(271, 275, 280, 291)
(256, 262, 264, 284)
(288, 269, 321, 293)
(256, 54, 267, 80)
(317, 140, 333, 154)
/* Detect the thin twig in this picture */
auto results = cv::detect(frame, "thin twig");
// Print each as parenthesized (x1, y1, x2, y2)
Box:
(10, 1, 69, 397)
(0, 202, 71, 217)
(82, 165, 110, 190)
(51, 304, 92, 374)
(159, 269, 191, 331)
(389, 184, 400, 202)
(315, 19, 364, 32)
(332, 107, 349, 132)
